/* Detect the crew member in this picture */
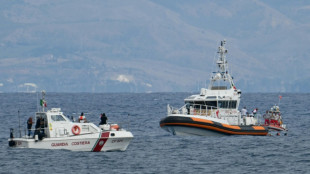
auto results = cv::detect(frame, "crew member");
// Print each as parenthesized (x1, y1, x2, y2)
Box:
(34, 116, 41, 138)
(27, 117, 33, 136)
(252, 108, 258, 116)
(99, 113, 108, 125)
(79, 112, 87, 123)
(241, 107, 248, 117)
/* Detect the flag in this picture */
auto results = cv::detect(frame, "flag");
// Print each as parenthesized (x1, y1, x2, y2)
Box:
(40, 99, 47, 107)
(279, 96, 282, 100)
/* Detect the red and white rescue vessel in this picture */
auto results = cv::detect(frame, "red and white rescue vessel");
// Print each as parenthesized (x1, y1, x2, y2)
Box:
(263, 105, 288, 135)
(8, 91, 133, 151)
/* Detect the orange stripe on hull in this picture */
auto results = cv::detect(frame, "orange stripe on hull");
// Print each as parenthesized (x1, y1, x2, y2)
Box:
(191, 117, 214, 124)
(222, 124, 241, 130)
(252, 126, 266, 130)
(161, 123, 268, 136)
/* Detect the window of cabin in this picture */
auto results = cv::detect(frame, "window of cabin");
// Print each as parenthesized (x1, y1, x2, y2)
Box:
(186, 101, 217, 109)
(218, 100, 237, 109)
(51, 115, 66, 122)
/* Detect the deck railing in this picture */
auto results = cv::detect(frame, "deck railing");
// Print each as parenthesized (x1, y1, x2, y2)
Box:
(168, 104, 218, 118)
(9, 127, 49, 139)
(167, 104, 265, 126)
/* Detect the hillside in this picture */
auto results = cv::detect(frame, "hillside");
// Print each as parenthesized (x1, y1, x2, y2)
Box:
(0, 0, 309, 92)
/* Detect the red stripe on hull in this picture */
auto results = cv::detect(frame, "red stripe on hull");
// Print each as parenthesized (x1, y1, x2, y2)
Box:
(92, 132, 110, 152)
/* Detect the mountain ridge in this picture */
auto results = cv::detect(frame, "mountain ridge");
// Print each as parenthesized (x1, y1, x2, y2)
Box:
(0, 0, 309, 92)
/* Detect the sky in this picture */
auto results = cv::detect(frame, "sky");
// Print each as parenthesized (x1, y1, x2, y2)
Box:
(0, 0, 309, 93)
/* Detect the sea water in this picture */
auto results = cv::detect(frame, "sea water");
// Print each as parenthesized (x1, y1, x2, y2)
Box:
(0, 93, 309, 174)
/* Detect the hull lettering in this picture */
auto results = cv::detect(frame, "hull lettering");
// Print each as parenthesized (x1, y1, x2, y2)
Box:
(51, 142, 68, 147)
(71, 141, 90, 146)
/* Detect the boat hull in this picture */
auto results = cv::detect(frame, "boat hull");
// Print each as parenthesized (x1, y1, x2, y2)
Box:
(8, 131, 133, 152)
(262, 124, 288, 136)
(160, 116, 268, 136)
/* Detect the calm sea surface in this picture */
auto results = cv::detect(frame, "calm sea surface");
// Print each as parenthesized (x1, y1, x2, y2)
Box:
(0, 93, 309, 174)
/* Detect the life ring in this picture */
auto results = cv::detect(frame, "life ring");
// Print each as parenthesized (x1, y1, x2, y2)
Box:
(71, 125, 81, 135)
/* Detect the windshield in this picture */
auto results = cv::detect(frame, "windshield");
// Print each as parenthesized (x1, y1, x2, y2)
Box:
(218, 100, 237, 109)
(51, 115, 66, 122)
(186, 101, 217, 109)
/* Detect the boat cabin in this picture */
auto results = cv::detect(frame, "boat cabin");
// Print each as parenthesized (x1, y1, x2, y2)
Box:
(34, 108, 100, 139)
(184, 86, 241, 115)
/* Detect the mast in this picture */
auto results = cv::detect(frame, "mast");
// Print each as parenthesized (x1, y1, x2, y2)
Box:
(218, 40, 228, 73)
(209, 40, 236, 90)
(40, 90, 46, 112)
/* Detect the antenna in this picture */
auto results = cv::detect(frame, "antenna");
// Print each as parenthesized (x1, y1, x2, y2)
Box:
(278, 95, 282, 106)
(36, 91, 39, 112)
(127, 114, 130, 130)
(18, 110, 21, 138)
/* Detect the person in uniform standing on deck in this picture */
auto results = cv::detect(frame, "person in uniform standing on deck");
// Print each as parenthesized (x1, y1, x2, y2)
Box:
(27, 117, 33, 136)
(241, 107, 248, 117)
(34, 116, 42, 138)
(252, 108, 258, 116)
(79, 112, 87, 123)
(99, 113, 108, 125)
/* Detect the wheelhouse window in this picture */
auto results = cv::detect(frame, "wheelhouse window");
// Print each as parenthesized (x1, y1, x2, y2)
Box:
(51, 115, 66, 122)
(218, 100, 237, 109)
(186, 101, 217, 109)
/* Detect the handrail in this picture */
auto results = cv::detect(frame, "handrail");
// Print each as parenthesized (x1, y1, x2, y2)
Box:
(168, 104, 218, 118)
(167, 104, 265, 126)
(9, 127, 49, 139)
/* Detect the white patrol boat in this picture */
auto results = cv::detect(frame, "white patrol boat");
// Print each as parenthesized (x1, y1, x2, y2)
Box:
(160, 40, 268, 136)
(8, 91, 133, 151)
